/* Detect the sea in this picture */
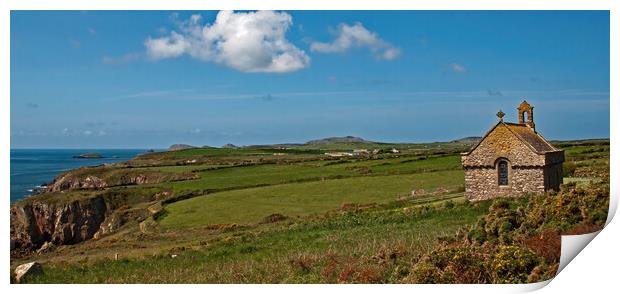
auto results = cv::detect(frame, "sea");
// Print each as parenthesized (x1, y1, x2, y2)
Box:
(10, 149, 150, 203)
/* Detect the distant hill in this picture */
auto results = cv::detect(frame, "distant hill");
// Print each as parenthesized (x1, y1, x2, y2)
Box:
(168, 144, 197, 151)
(168, 136, 486, 152)
(451, 137, 482, 144)
(306, 136, 374, 145)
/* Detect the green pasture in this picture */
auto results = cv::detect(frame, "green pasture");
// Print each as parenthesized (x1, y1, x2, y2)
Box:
(159, 169, 464, 229)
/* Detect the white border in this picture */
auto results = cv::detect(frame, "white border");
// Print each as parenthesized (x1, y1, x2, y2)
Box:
(0, 0, 615, 10)
(1, 1, 617, 293)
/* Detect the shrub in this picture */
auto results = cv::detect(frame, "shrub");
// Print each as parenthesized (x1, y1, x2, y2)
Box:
(409, 246, 490, 283)
(527, 263, 558, 283)
(407, 178, 609, 284)
(521, 229, 561, 263)
(356, 265, 384, 283)
(489, 245, 540, 283)
(563, 161, 577, 177)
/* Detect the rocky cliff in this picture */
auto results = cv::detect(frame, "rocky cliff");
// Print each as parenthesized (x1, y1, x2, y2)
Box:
(44, 169, 196, 193)
(10, 196, 107, 252)
(11, 164, 196, 253)
(45, 174, 108, 192)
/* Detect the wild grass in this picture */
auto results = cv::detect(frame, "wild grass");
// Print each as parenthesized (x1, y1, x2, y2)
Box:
(22, 200, 490, 283)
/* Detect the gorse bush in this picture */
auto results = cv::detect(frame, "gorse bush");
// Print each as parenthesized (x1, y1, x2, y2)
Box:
(407, 176, 609, 284)
(409, 246, 490, 283)
(518, 178, 609, 234)
(489, 245, 541, 283)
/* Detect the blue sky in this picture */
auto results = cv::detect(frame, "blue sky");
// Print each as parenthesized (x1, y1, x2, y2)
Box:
(10, 10, 609, 148)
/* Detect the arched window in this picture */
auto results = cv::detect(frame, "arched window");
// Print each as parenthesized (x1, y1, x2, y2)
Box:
(498, 160, 509, 186)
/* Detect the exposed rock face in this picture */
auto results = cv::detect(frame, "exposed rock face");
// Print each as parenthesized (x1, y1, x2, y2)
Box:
(12, 166, 194, 252)
(10, 196, 107, 251)
(44, 172, 182, 193)
(36, 241, 55, 254)
(14, 262, 42, 283)
(46, 174, 107, 192)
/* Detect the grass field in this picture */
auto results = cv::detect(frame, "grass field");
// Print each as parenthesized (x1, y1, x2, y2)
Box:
(159, 154, 461, 195)
(160, 169, 464, 228)
(10, 139, 609, 283)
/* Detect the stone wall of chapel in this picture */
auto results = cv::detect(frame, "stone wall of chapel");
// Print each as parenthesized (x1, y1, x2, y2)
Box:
(464, 166, 545, 201)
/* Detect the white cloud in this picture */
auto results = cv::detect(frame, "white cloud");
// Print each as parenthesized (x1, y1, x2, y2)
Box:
(190, 128, 201, 134)
(310, 22, 400, 60)
(83, 130, 93, 136)
(145, 11, 310, 73)
(88, 28, 96, 35)
(145, 31, 188, 59)
(449, 63, 467, 73)
(98, 130, 107, 136)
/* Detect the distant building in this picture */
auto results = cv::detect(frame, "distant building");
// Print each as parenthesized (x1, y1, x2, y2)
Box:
(461, 101, 564, 201)
(325, 152, 353, 157)
(353, 149, 369, 156)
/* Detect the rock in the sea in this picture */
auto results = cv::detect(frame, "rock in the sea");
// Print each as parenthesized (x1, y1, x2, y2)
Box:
(73, 153, 104, 159)
(14, 262, 42, 283)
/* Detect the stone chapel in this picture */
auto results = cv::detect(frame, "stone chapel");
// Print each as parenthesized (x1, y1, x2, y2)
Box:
(461, 101, 564, 201)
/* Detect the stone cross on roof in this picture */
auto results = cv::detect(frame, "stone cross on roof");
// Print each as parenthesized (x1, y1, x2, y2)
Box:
(496, 110, 505, 121)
